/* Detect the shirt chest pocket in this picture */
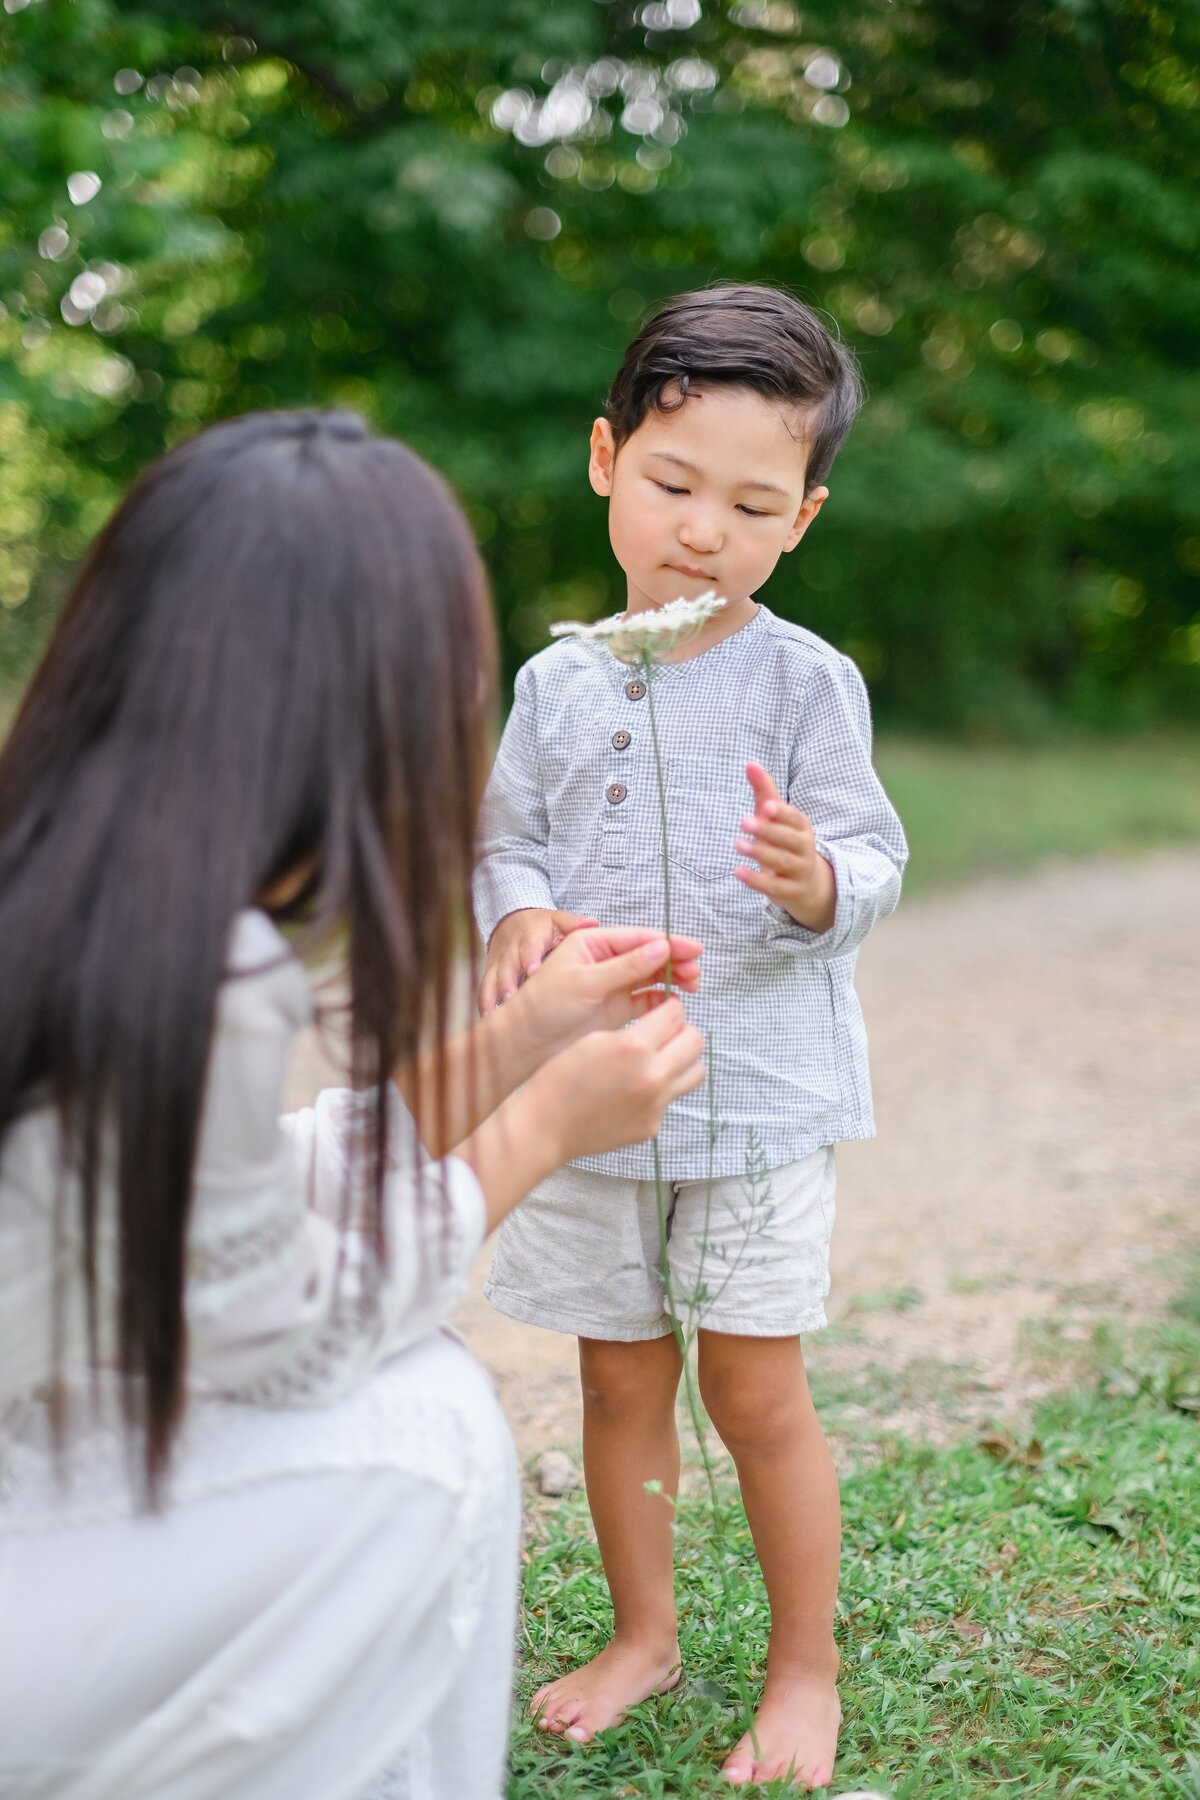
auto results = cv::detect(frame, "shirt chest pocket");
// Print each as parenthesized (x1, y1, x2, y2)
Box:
(664, 757, 745, 883)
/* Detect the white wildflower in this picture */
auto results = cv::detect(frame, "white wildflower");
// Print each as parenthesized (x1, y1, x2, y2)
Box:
(549, 591, 726, 664)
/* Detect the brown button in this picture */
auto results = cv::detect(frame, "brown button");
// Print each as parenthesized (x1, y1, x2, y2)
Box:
(606, 783, 628, 805)
(624, 679, 647, 701)
(611, 730, 631, 751)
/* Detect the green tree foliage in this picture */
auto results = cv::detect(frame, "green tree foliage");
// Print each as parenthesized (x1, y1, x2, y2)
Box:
(2, 0, 1198, 730)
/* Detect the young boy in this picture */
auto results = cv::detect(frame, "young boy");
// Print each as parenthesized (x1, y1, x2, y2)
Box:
(473, 284, 908, 1789)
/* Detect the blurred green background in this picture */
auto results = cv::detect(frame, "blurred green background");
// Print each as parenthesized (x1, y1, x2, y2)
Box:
(2, 0, 1198, 747)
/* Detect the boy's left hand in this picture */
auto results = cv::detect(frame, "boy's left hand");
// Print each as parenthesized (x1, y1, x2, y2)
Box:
(734, 762, 837, 935)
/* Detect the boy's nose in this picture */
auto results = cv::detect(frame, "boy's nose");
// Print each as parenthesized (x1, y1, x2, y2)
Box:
(679, 515, 722, 555)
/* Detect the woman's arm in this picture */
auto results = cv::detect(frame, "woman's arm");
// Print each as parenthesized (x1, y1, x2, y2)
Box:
(183, 917, 704, 1402)
(455, 997, 706, 1232)
(393, 925, 702, 1159)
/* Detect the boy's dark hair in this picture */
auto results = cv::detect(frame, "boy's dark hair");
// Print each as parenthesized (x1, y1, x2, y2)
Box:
(606, 283, 863, 492)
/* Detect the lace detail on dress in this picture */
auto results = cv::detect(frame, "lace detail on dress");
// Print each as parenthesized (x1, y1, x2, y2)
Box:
(231, 1303, 385, 1407)
(186, 1206, 303, 1283)
(0, 1340, 484, 1531)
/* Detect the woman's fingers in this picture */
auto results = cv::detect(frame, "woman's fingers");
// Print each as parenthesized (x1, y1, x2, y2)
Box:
(665, 1055, 707, 1101)
(644, 1011, 706, 1102)
(622, 1001, 706, 1100)
(546, 926, 704, 998)
(534, 998, 705, 1159)
(587, 935, 705, 1000)
(637, 957, 702, 993)
(624, 994, 683, 1043)
(569, 924, 703, 965)
(485, 922, 704, 1017)
(663, 957, 702, 991)
(660, 1024, 707, 1090)
(625, 970, 699, 1015)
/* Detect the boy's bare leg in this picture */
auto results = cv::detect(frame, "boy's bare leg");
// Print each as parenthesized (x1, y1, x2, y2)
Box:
(697, 1331, 841, 1790)
(531, 1333, 684, 1741)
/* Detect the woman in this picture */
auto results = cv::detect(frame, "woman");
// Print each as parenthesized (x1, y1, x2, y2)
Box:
(0, 409, 704, 1799)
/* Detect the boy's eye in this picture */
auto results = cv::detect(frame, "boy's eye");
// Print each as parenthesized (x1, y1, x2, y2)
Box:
(648, 479, 772, 517)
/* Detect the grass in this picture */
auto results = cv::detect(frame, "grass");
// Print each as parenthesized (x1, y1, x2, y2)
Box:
(874, 734, 1200, 894)
(509, 1292, 1200, 1798)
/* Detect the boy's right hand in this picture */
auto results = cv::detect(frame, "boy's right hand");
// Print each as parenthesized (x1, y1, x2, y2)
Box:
(479, 907, 598, 1016)
(529, 1000, 706, 1162)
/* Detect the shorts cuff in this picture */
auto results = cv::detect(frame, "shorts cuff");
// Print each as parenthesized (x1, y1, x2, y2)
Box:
(677, 1306, 829, 1338)
(483, 1279, 675, 1343)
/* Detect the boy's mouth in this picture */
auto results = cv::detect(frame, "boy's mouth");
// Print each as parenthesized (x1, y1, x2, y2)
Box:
(668, 562, 715, 580)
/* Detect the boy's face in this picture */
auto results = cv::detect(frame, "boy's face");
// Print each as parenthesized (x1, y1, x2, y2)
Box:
(588, 385, 828, 614)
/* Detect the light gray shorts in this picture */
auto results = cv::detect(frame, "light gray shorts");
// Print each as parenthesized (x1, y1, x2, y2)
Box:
(483, 1146, 836, 1342)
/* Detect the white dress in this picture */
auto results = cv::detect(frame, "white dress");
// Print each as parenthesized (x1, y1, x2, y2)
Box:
(0, 912, 520, 1800)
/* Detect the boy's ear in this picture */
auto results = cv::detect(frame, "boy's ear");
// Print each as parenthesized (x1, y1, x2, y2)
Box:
(782, 485, 829, 554)
(589, 418, 617, 496)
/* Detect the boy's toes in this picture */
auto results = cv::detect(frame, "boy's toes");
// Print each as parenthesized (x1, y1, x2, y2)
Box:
(721, 1735, 757, 1785)
(530, 1685, 566, 1733)
(528, 1640, 680, 1746)
(558, 1697, 604, 1743)
(530, 1681, 552, 1722)
(530, 1683, 590, 1739)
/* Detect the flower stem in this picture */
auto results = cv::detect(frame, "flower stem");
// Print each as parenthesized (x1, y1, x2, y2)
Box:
(652, 1140, 760, 1750)
(644, 652, 759, 1752)
(643, 654, 673, 969)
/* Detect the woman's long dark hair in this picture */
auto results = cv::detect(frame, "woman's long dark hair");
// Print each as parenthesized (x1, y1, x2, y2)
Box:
(0, 409, 495, 1490)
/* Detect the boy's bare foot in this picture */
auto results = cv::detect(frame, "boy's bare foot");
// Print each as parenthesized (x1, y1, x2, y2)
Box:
(530, 1635, 682, 1743)
(720, 1669, 841, 1788)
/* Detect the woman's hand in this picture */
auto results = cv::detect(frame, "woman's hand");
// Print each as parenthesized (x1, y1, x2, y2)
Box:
(401, 928, 701, 1160)
(503, 924, 702, 1063)
(459, 999, 706, 1227)
(530, 999, 706, 1162)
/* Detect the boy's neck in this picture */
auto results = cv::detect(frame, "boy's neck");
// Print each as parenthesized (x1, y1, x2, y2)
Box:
(624, 591, 760, 664)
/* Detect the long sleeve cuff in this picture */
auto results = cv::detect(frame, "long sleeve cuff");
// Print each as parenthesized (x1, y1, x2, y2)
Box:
(472, 861, 558, 947)
(766, 839, 903, 959)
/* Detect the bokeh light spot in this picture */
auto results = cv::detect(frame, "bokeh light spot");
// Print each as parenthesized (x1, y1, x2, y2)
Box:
(66, 172, 102, 206)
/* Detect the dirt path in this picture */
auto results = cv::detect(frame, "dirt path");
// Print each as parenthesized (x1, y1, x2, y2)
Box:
(287, 849, 1200, 1464)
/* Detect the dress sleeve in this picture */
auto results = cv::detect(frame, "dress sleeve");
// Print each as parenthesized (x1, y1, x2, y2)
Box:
(184, 926, 487, 1407)
(472, 662, 557, 944)
(281, 1083, 486, 1341)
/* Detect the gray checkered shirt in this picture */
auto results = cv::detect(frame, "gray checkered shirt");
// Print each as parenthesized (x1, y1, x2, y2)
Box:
(474, 604, 908, 1180)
